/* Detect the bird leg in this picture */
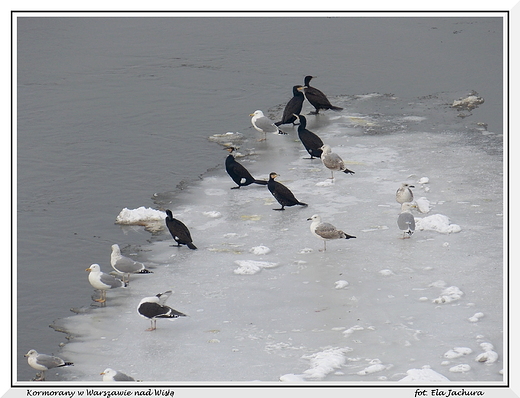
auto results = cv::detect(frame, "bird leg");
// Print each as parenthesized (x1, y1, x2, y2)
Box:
(146, 319, 157, 331)
(273, 207, 285, 211)
(33, 371, 45, 381)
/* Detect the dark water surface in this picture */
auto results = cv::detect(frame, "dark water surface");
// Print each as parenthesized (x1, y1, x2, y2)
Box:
(15, 15, 503, 381)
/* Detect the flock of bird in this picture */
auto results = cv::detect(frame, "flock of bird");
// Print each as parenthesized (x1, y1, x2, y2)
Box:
(25, 75, 419, 382)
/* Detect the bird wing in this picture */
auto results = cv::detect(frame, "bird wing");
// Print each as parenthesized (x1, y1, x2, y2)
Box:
(113, 256, 143, 273)
(99, 272, 124, 288)
(270, 181, 298, 204)
(323, 152, 344, 169)
(254, 116, 279, 133)
(304, 87, 333, 107)
(398, 213, 416, 231)
(113, 372, 135, 381)
(315, 223, 343, 239)
(35, 354, 65, 369)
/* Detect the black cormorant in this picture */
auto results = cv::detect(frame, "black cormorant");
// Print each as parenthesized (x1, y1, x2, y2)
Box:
(267, 172, 308, 211)
(275, 85, 305, 126)
(165, 210, 197, 249)
(225, 147, 267, 189)
(299, 75, 343, 114)
(294, 114, 324, 159)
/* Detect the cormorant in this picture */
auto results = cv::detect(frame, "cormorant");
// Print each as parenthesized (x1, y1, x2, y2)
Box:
(294, 114, 324, 159)
(165, 210, 197, 249)
(299, 75, 343, 114)
(397, 202, 417, 238)
(320, 144, 355, 178)
(267, 172, 308, 210)
(307, 214, 356, 251)
(396, 182, 415, 204)
(275, 85, 305, 126)
(224, 147, 267, 189)
(137, 290, 187, 331)
(250, 110, 286, 141)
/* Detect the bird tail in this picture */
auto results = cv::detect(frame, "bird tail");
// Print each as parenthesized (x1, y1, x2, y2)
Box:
(343, 168, 355, 175)
(138, 269, 153, 274)
(278, 128, 288, 135)
(274, 121, 282, 126)
(298, 202, 308, 207)
(60, 362, 74, 367)
(253, 179, 268, 185)
(330, 105, 343, 111)
(187, 242, 198, 250)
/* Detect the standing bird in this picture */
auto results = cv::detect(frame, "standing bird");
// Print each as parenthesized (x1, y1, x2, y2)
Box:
(224, 147, 268, 189)
(250, 110, 287, 141)
(137, 290, 187, 331)
(299, 75, 343, 114)
(397, 202, 417, 238)
(275, 85, 305, 126)
(267, 172, 308, 211)
(320, 144, 355, 179)
(86, 264, 126, 304)
(396, 182, 415, 204)
(294, 114, 324, 159)
(307, 214, 356, 251)
(165, 210, 197, 249)
(24, 349, 73, 381)
(101, 368, 136, 382)
(110, 244, 153, 284)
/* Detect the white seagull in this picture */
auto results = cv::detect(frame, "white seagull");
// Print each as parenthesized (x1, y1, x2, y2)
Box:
(110, 244, 153, 284)
(397, 202, 417, 238)
(137, 290, 187, 331)
(250, 110, 287, 141)
(320, 144, 355, 179)
(307, 214, 356, 251)
(396, 182, 415, 204)
(24, 349, 73, 381)
(101, 368, 136, 382)
(86, 263, 127, 304)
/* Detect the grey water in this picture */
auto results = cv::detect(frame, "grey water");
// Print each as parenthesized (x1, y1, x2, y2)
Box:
(15, 15, 504, 382)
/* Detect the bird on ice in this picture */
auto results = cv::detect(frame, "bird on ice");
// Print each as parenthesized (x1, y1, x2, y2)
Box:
(294, 114, 324, 159)
(24, 349, 73, 381)
(224, 146, 268, 189)
(267, 172, 308, 211)
(137, 290, 187, 331)
(250, 110, 287, 141)
(299, 75, 343, 114)
(86, 263, 127, 304)
(397, 202, 417, 238)
(274, 85, 305, 126)
(396, 182, 415, 204)
(307, 214, 356, 251)
(110, 244, 153, 284)
(101, 368, 136, 382)
(320, 144, 355, 179)
(165, 210, 197, 249)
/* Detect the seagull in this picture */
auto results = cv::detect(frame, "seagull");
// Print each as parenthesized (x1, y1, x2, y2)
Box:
(110, 244, 153, 284)
(396, 182, 415, 204)
(137, 290, 187, 331)
(320, 144, 355, 179)
(307, 214, 356, 251)
(397, 202, 417, 238)
(275, 85, 305, 126)
(294, 114, 324, 159)
(86, 263, 127, 304)
(299, 76, 343, 114)
(165, 210, 197, 249)
(24, 349, 73, 381)
(250, 110, 287, 141)
(267, 172, 308, 211)
(101, 368, 136, 382)
(224, 147, 268, 189)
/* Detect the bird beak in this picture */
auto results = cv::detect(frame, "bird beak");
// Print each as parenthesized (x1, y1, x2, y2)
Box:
(410, 185, 415, 188)
(249, 113, 254, 116)
(306, 217, 312, 221)
(85, 268, 91, 272)
(297, 87, 305, 91)
(100, 372, 105, 375)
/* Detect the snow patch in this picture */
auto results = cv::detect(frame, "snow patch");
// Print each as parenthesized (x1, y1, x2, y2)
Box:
(233, 260, 279, 275)
(433, 286, 464, 304)
(416, 214, 461, 234)
(301, 347, 353, 380)
(399, 367, 450, 382)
